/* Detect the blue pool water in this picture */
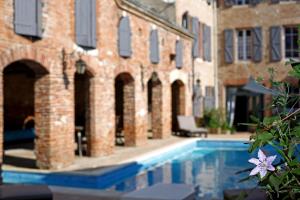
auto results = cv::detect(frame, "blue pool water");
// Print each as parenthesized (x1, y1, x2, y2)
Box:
(4, 140, 284, 199)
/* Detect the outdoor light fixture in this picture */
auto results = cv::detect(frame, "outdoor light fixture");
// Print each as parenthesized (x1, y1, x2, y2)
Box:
(75, 59, 87, 75)
(61, 48, 87, 75)
(151, 71, 159, 82)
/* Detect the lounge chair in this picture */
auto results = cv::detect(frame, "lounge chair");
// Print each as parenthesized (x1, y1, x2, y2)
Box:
(0, 184, 53, 200)
(177, 115, 208, 138)
(121, 183, 195, 200)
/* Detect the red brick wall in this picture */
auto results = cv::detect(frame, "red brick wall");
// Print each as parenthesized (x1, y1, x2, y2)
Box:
(0, 0, 193, 169)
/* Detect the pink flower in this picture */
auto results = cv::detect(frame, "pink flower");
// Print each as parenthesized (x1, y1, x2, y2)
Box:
(248, 149, 277, 178)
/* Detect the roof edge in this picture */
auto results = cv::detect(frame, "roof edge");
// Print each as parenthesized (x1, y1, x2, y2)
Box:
(114, 0, 193, 40)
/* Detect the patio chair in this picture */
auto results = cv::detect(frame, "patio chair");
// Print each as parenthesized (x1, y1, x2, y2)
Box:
(177, 115, 208, 138)
(121, 183, 196, 200)
(0, 184, 53, 200)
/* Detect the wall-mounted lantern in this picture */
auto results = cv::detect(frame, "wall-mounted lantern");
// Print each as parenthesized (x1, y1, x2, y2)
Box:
(75, 59, 87, 75)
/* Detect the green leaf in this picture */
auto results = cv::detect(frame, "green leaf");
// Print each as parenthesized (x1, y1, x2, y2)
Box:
(288, 159, 299, 167)
(258, 132, 273, 143)
(269, 175, 281, 192)
(291, 168, 300, 175)
(288, 144, 295, 158)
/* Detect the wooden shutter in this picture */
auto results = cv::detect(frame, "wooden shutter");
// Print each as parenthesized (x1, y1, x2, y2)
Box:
(203, 25, 207, 61)
(198, 22, 203, 58)
(192, 17, 200, 58)
(203, 25, 211, 61)
(270, 26, 282, 62)
(252, 27, 262, 62)
(188, 15, 193, 33)
(75, 0, 97, 48)
(14, 0, 42, 37)
(224, 29, 234, 64)
(118, 16, 132, 57)
(176, 40, 183, 69)
(207, 26, 212, 62)
(150, 29, 160, 64)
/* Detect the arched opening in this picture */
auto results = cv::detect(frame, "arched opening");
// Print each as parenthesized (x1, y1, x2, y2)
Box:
(74, 71, 92, 156)
(3, 60, 48, 169)
(147, 72, 163, 139)
(115, 73, 135, 146)
(171, 80, 185, 133)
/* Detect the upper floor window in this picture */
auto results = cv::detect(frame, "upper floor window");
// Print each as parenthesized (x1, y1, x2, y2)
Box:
(182, 12, 189, 30)
(285, 27, 299, 58)
(237, 29, 252, 60)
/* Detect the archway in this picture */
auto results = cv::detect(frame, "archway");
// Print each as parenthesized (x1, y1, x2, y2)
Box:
(147, 72, 163, 139)
(115, 73, 135, 146)
(74, 71, 93, 156)
(3, 60, 48, 169)
(171, 80, 185, 132)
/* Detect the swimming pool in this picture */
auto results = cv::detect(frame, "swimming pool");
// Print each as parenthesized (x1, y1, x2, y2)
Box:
(3, 140, 278, 199)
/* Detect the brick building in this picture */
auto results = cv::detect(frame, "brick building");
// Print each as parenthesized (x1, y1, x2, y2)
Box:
(0, 0, 196, 169)
(217, 0, 300, 131)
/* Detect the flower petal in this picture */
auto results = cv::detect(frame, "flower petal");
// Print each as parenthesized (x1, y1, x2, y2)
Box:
(248, 158, 260, 165)
(267, 165, 275, 171)
(250, 166, 260, 176)
(266, 155, 277, 165)
(258, 149, 266, 161)
(259, 169, 267, 178)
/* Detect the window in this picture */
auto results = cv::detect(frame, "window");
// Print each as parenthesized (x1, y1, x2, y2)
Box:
(234, 0, 249, 5)
(285, 27, 299, 58)
(237, 29, 252, 60)
(182, 12, 189, 29)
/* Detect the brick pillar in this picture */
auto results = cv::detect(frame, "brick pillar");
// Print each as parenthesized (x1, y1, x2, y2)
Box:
(162, 82, 172, 138)
(151, 80, 163, 139)
(88, 77, 114, 156)
(124, 79, 136, 146)
(35, 74, 75, 169)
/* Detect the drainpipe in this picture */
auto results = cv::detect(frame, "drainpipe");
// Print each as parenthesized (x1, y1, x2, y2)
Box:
(212, 0, 219, 109)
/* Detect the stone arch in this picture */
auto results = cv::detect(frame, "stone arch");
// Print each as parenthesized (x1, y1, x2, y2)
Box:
(2, 59, 50, 169)
(115, 72, 135, 146)
(147, 72, 163, 139)
(171, 80, 185, 132)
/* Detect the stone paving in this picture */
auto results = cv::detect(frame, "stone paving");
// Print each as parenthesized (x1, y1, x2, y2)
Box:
(3, 133, 251, 173)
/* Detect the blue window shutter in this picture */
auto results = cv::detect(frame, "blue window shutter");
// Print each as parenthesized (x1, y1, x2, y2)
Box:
(192, 17, 199, 58)
(252, 27, 262, 62)
(207, 26, 212, 62)
(176, 40, 183, 69)
(118, 16, 132, 58)
(203, 25, 209, 61)
(270, 26, 282, 62)
(75, 0, 96, 48)
(14, 0, 42, 37)
(224, 29, 234, 64)
(150, 29, 160, 64)
(90, 0, 97, 48)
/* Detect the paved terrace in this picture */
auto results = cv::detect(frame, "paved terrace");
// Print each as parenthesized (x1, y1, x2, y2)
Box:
(3, 133, 251, 173)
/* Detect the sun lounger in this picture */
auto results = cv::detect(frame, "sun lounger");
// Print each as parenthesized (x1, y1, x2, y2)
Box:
(121, 183, 196, 200)
(0, 184, 53, 200)
(177, 116, 208, 138)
